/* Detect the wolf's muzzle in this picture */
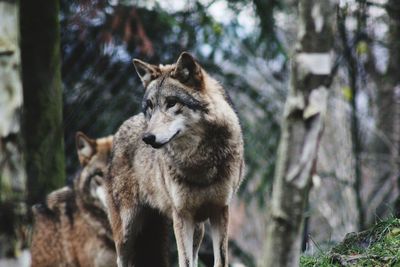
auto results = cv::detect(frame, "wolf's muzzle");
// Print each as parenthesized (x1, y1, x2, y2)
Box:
(142, 133, 164, 148)
(143, 130, 181, 149)
(142, 133, 156, 146)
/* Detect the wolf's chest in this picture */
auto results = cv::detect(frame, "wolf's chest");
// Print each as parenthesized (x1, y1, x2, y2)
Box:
(166, 176, 233, 220)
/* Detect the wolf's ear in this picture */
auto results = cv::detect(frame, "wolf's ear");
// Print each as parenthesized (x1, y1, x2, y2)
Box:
(132, 59, 160, 87)
(172, 52, 203, 90)
(76, 132, 96, 166)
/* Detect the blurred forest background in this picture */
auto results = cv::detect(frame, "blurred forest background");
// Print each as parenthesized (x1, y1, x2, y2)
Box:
(0, 0, 400, 266)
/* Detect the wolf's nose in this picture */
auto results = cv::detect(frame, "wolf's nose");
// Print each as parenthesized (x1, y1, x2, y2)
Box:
(142, 133, 156, 145)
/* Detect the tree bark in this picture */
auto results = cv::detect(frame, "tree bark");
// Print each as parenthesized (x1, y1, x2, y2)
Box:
(337, 6, 365, 230)
(362, 0, 400, 218)
(261, 1, 335, 266)
(383, 0, 400, 217)
(0, 0, 27, 259)
(308, 94, 360, 248)
(20, 0, 65, 206)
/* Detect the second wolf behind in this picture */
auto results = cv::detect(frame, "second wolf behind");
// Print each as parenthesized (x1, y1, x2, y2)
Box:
(30, 132, 116, 267)
(106, 52, 245, 267)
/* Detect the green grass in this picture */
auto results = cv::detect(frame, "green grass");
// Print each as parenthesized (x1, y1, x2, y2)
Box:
(301, 217, 400, 267)
(301, 253, 340, 267)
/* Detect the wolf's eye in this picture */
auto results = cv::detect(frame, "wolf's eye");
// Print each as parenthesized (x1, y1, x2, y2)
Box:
(146, 99, 153, 110)
(166, 98, 177, 109)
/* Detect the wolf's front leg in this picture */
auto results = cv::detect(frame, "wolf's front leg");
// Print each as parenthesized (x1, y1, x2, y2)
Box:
(110, 207, 140, 267)
(173, 211, 196, 267)
(114, 218, 136, 267)
(193, 223, 205, 267)
(210, 206, 229, 267)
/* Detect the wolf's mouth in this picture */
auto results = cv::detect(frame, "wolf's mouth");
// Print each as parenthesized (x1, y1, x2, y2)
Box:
(151, 130, 180, 149)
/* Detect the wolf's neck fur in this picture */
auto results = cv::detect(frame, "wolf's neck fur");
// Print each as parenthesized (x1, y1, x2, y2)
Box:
(76, 182, 114, 243)
(165, 75, 241, 186)
(165, 122, 234, 186)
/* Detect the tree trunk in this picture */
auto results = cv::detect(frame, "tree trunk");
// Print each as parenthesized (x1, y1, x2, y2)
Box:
(365, 0, 400, 218)
(383, 0, 400, 217)
(261, 1, 335, 266)
(20, 0, 65, 207)
(308, 93, 360, 248)
(337, 5, 365, 230)
(0, 0, 27, 259)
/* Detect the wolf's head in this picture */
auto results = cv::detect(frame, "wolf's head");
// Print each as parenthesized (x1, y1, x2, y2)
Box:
(75, 132, 113, 210)
(133, 52, 211, 149)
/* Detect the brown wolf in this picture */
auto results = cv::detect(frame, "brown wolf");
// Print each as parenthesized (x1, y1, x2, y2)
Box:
(30, 132, 116, 267)
(106, 52, 244, 267)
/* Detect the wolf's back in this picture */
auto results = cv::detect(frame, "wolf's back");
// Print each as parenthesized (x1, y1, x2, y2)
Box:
(31, 196, 69, 267)
(107, 113, 146, 177)
(113, 114, 146, 153)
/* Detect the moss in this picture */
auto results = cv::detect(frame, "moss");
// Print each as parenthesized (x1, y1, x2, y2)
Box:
(301, 218, 400, 267)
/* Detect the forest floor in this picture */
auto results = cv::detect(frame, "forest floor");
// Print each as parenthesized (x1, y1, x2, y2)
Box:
(301, 217, 400, 266)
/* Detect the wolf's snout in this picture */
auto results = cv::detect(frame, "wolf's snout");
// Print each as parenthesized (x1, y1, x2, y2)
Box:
(142, 133, 156, 145)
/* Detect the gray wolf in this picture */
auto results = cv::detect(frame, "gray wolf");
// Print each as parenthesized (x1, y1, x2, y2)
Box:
(106, 52, 244, 267)
(30, 132, 116, 267)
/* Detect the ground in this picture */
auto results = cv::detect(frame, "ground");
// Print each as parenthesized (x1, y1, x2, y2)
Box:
(301, 217, 400, 267)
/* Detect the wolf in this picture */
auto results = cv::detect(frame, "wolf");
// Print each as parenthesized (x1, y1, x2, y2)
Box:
(30, 132, 116, 267)
(106, 52, 244, 267)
